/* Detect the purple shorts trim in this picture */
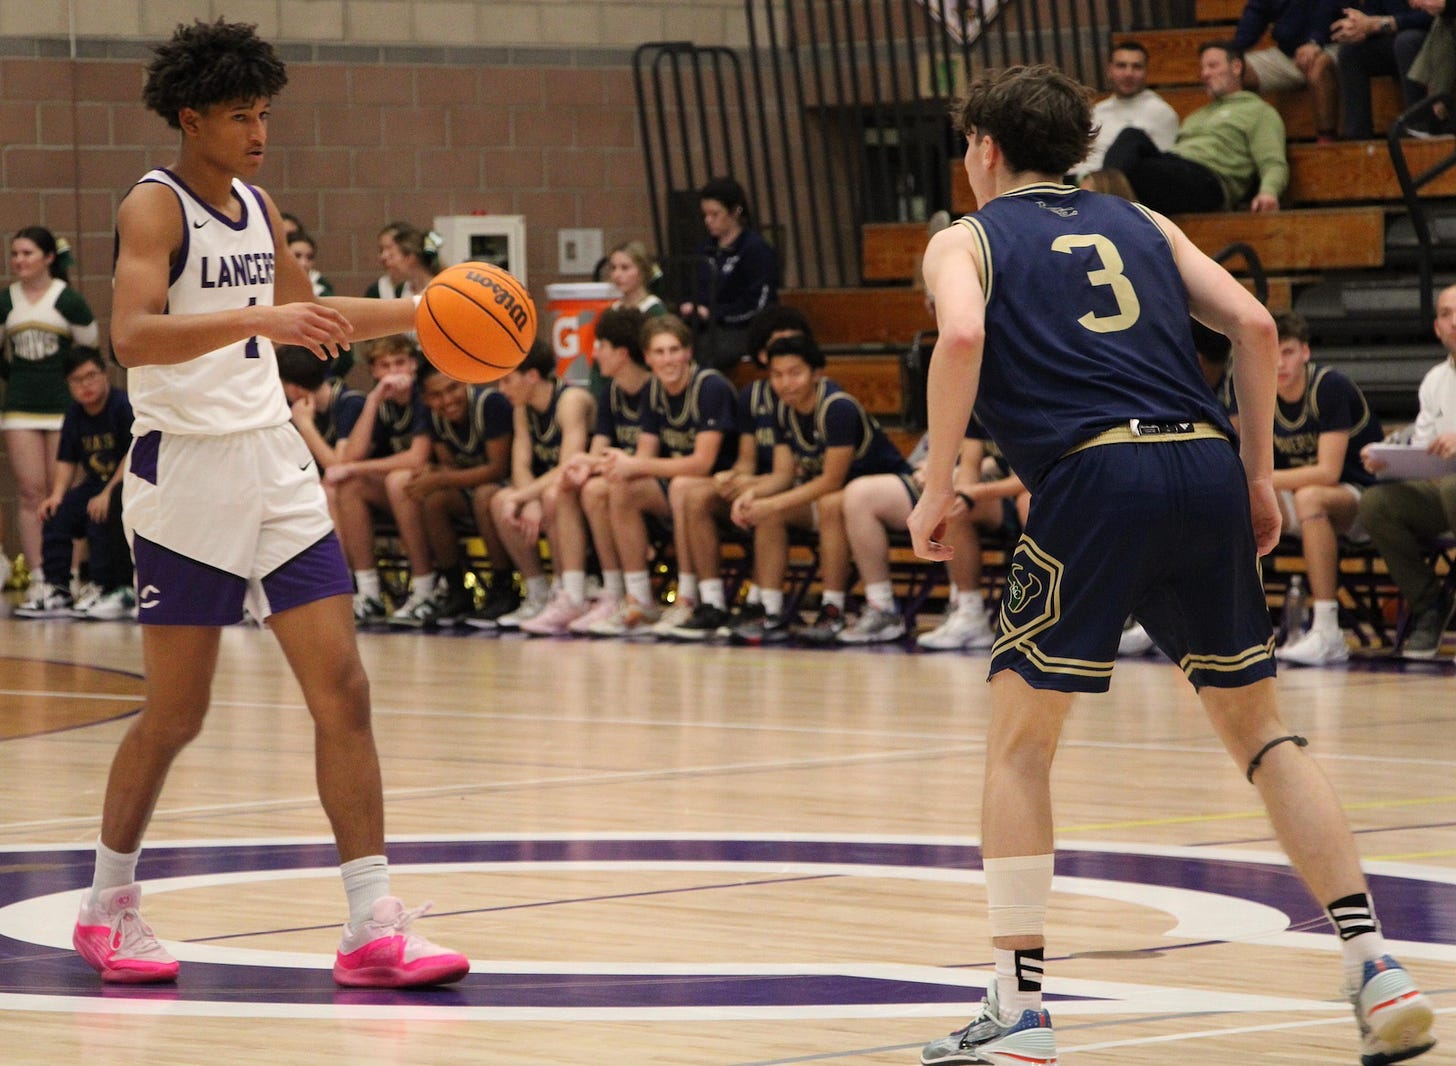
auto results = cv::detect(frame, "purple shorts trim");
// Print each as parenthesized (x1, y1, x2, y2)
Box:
(133, 534, 247, 626)
(262, 532, 352, 616)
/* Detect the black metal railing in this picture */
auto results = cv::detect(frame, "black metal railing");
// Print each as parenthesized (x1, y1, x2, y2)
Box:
(1388, 93, 1456, 321)
(635, 0, 1195, 291)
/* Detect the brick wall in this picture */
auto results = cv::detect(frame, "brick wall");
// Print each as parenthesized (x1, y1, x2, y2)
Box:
(0, 1, 755, 555)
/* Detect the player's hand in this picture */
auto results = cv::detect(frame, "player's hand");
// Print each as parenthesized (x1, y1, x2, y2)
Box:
(606, 453, 640, 483)
(1428, 432, 1456, 460)
(730, 490, 758, 528)
(1247, 476, 1282, 557)
(86, 492, 111, 523)
(263, 302, 353, 361)
(405, 471, 443, 499)
(1292, 42, 1322, 76)
(325, 462, 355, 484)
(907, 486, 955, 561)
(36, 495, 61, 522)
(290, 394, 315, 425)
(1360, 442, 1388, 474)
(376, 372, 414, 402)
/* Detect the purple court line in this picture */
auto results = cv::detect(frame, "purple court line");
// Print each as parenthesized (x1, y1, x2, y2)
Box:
(190, 872, 844, 944)
(0, 656, 144, 741)
(1200, 818, 1456, 849)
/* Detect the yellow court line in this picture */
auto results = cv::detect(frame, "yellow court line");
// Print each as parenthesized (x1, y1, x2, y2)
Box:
(1366, 849, 1456, 861)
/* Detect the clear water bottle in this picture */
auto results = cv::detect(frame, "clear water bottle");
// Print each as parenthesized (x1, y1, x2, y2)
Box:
(1281, 574, 1309, 644)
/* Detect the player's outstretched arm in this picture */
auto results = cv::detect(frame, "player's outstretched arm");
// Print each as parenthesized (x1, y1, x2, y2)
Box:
(258, 189, 415, 344)
(112, 183, 352, 368)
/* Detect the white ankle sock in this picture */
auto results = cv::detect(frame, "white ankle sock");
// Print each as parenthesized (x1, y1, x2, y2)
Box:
(340, 855, 390, 926)
(355, 570, 381, 599)
(761, 588, 785, 616)
(1312, 599, 1339, 634)
(699, 579, 726, 610)
(865, 581, 895, 612)
(625, 571, 652, 604)
(821, 590, 846, 610)
(91, 838, 140, 903)
(562, 570, 586, 606)
(676, 573, 698, 605)
(602, 570, 625, 599)
(525, 575, 550, 603)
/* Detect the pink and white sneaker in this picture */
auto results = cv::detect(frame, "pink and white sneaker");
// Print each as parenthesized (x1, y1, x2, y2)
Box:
(73, 883, 180, 983)
(567, 595, 621, 635)
(519, 590, 590, 636)
(333, 896, 470, 988)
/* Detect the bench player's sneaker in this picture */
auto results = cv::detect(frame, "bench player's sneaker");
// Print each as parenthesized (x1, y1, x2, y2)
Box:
(333, 897, 469, 988)
(73, 883, 179, 984)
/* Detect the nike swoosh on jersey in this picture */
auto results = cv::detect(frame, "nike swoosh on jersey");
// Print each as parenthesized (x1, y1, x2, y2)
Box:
(193, 219, 209, 228)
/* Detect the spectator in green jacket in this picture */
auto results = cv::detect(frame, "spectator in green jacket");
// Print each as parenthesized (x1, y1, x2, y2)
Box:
(1103, 40, 1288, 215)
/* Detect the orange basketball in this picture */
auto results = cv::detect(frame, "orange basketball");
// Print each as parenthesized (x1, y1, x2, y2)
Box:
(414, 262, 537, 383)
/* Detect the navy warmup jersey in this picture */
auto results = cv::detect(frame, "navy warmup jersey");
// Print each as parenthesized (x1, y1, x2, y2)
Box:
(960, 184, 1235, 491)
(432, 385, 513, 469)
(1271, 365, 1383, 487)
(775, 379, 910, 482)
(738, 378, 781, 474)
(641, 365, 739, 472)
(528, 381, 589, 477)
(372, 385, 430, 458)
(316, 382, 366, 448)
(595, 377, 649, 452)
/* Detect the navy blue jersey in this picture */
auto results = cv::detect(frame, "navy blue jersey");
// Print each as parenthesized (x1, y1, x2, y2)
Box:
(432, 385, 512, 469)
(57, 388, 134, 486)
(961, 184, 1235, 491)
(528, 381, 588, 477)
(775, 379, 911, 483)
(372, 386, 430, 458)
(738, 378, 780, 474)
(1271, 364, 1383, 486)
(315, 382, 365, 448)
(641, 365, 739, 471)
(595, 377, 649, 452)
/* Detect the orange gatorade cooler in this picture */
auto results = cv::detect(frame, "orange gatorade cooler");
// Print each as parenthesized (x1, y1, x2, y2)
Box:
(547, 282, 616, 383)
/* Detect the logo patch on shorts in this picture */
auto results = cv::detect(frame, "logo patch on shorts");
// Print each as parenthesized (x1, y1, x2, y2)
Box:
(996, 537, 1063, 643)
(139, 585, 161, 610)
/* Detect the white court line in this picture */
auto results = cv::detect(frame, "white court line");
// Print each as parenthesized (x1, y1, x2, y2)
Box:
(1065, 1005, 1456, 1054)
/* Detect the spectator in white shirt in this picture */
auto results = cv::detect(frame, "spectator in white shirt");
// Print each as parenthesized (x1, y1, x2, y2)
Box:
(1073, 41, 1180, 180)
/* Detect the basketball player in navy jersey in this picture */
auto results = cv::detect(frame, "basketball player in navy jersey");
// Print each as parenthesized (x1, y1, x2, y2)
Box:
(906, 65, 1434, 1066)
(73, 18, 468, 989)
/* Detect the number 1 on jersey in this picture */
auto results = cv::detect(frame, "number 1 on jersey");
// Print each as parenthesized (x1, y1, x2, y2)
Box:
(244, 296, 260, 358)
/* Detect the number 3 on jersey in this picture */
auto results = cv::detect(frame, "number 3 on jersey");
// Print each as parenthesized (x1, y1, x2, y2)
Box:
(1051, 233, 1141, 334)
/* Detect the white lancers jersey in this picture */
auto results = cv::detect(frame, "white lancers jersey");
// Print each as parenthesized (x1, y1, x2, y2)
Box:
(125, 168, 289, 435)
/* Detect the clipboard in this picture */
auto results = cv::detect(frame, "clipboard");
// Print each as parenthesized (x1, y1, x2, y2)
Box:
(1366, 443, 1456, 481)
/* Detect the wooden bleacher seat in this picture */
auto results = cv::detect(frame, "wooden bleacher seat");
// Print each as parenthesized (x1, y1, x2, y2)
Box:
(1157, 82, 1404, 142)
(1287, 138, 1456, 203)
(864, 206, 1386, 283)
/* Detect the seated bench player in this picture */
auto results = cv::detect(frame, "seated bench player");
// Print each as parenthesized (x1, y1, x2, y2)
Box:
(486, 339, 596, 630)
(389, 361, 514, 628)
(325, 335, 433, 623)
(664, 305, 815, 639)
(530, 306, 652, 634)
(587, 314, 738, 636)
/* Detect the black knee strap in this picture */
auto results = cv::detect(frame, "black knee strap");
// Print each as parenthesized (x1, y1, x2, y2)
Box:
(1246, 734, 1309, 783)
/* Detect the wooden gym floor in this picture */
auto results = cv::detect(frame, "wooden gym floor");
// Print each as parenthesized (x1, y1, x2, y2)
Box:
(0, 613, 1453, 1064)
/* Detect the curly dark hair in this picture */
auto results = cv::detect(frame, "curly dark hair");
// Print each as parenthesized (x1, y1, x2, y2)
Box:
(143, 19, 288, 130)
(952, 65, 1094, 179)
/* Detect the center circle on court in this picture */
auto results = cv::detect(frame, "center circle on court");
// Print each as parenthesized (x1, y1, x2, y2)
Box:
(1, 835, 1452, 1019)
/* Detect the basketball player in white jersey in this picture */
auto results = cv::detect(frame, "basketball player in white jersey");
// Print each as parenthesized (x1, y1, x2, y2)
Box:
(71, 18, 469, 989)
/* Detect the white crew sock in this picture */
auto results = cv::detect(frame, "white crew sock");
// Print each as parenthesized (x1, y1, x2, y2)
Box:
(340, 854, 390, 926)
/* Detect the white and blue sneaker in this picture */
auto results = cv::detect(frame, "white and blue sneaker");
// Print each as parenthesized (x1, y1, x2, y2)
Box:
(921, 981, 1057, 1065)
(1347, 955, 1436, 1066)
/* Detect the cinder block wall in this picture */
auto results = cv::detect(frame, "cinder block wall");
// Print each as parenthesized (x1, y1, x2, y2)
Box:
(0, 0, 747, 561)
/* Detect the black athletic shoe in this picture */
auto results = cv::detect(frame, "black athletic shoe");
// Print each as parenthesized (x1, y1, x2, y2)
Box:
(669, 602, 732, 641)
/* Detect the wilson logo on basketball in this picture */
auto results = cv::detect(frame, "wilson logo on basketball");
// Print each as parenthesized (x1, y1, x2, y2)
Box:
(465, 269, 531, 332)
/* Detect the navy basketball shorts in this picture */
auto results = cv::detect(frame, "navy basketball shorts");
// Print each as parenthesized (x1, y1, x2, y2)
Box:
(123, 423, 353, 626)
(989, 437, 1276, 693)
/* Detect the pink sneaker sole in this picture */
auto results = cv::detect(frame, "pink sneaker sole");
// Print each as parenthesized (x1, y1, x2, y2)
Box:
(333, 938, 470, 988)
(73, 922, 180, 983)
